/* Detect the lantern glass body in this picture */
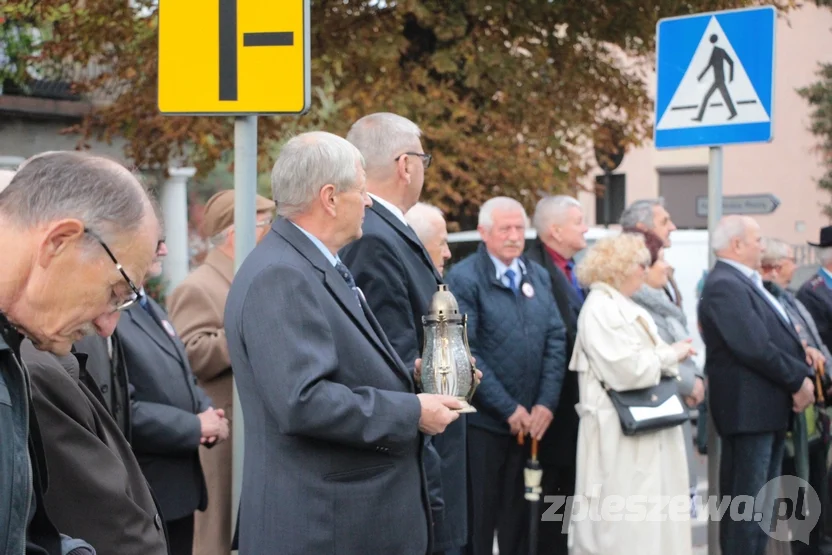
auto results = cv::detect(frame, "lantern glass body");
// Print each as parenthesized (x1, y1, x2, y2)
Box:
(421, 284, 477, 412)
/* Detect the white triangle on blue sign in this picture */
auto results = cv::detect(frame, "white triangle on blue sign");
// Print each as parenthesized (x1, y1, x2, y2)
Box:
(656, 16, 770, 131)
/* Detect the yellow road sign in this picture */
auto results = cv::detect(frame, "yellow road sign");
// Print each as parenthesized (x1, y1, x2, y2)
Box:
(158, 0, 311, 115)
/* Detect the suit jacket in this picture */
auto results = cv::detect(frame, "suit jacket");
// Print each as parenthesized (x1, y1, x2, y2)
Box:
(524, 238, 583, 468)
(340, 201, 467, 551)
(797, 272, 832, 353)
(224, 217, 430, 555)
(73, 334, 131, 441)
(22, 339, 168, 555)
(698, 260, 810, 436)
(116, 296, 214, 522)
(167, 249, 235, 555)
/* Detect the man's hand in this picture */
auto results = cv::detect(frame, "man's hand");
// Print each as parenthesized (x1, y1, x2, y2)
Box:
(507, 405, 532, 436)
(198, 408, 226, 444)
(417, 394, 462, 435)
(214, 408, 230, 442)
(528, 405, 554, 441)
(685, 377, 706, 408)
(806, 346, 826, 373)
(793, 377, 815, 413)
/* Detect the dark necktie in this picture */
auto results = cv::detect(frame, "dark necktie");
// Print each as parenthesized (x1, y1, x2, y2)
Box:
(565, 260, 585, 300)
(504, 268, 518, 294)
(335, 261, 362, 309)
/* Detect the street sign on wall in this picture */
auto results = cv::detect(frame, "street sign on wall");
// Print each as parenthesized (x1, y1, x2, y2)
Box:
(158, 0, 311, 115)
(654, 6, 776, 149)
(696, 193, 780, 217)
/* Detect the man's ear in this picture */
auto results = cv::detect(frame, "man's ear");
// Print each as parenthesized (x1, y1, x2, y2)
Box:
(550, 223, 561, 243)
(396, 154, 412, 184)
(38, 219, 86, 268)
(319, 183, 337, 216)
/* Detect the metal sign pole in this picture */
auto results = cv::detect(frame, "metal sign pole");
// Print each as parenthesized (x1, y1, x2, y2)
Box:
(231, 114, 258, 548)
(706, 145, 723, 555)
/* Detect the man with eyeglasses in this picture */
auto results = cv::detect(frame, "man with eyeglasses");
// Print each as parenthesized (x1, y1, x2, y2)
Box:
(116, 234, 229, 555)
(0, 151, 162, 555)
(167, 189, 274, 555)
(340, 113, 468, 555)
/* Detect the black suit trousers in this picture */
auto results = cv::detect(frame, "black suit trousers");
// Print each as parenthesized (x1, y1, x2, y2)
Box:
(536, 465, 575, 555)
(719, 431, 785, 555)
(166, 514, 194, 555)
(466, 426, 528, 555)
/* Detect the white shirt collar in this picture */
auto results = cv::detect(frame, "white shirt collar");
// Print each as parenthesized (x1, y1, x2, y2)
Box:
(290, 221, 340, 267)
(489, 254, 524, 280)
(368, 194, 408, 227)
(718, 258, 757, 281)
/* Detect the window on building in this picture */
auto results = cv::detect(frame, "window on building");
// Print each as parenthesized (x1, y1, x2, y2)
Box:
(595, 172, 626, 226)
(658, 167, 708, 229)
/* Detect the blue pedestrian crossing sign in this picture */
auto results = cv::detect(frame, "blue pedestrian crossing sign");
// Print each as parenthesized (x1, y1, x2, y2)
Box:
(654, 6, 776, 149)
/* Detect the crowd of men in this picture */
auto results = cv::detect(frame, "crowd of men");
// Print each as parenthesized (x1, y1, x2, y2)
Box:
(0, 111, 831, 555)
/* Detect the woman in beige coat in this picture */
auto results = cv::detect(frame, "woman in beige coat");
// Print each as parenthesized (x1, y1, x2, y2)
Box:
(567, 233, 696, 555)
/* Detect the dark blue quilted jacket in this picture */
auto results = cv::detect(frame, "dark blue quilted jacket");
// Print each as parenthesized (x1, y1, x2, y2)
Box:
(444, 244, 567, 435)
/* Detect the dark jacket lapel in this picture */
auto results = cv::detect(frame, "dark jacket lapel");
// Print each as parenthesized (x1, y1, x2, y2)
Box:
(716, 261, 803, 346)
(274, 218, 414, 384)
(125, 302, 182, 361)
(370, 203, 443, 283)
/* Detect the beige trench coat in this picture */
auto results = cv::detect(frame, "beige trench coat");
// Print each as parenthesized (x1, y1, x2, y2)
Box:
(167, 249, 235, 555)
(567, 282, 692, 555)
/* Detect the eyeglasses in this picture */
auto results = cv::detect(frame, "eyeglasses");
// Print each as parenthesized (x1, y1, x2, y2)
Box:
(84, 228, 142, 312)
(395, 152, 432, 169)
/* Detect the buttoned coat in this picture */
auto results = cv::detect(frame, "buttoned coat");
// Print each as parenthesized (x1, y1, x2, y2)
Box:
(167, 249, 235, 555)
(568, 283, 691, 555)
(116, 296, 214, 522)
(23, 339, 169, 555)
(224, 217, 431, 555)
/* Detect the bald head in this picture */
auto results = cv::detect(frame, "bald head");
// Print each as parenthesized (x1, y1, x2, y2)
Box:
(0, 151, 160, 355)
(405, 202, 451, 275)
(711, 215, 763, 269)
(1, 151, 154, 239)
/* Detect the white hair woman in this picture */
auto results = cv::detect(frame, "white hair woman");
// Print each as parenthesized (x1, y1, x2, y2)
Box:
(567, 233, 695, 555)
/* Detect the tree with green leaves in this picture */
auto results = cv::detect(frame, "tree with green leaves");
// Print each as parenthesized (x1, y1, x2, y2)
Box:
(2, 0, 801, 228)
(798, 63, 832, 219)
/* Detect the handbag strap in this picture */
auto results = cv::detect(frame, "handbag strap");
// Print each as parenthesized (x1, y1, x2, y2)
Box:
(583, 296, 661, 392)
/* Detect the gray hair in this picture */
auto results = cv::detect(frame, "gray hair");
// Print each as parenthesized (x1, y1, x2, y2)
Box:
(0, 151, 149, 240)
(0, 170, 14, 193)
(209, 228, 231, 248)
(405, 202, 445, 241)
(532, 195, 582, 236)
(761, 237, 793, 266)
(819, 247, 832, 266)
(619, 198, 665, 229)
(346, 113, 422, 174)
(271, 131, 365, 219)
(711, 215, 751, 252)
(478, 197, 528, 229)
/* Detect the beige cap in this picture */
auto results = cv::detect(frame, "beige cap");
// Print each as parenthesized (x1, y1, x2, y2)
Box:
(202, 189, 274, 237)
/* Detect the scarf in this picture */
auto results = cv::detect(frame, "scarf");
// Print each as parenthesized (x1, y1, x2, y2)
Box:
(630, 284, 689, 343)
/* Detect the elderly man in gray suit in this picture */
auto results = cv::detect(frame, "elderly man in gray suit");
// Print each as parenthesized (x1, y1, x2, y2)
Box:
(224, 131, 462, 555)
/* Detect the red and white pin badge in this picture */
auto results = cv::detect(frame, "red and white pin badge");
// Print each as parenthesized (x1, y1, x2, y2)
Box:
(522, 282, 535, 298)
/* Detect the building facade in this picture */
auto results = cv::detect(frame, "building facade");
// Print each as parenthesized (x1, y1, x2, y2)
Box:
(577, 3, 832, 259)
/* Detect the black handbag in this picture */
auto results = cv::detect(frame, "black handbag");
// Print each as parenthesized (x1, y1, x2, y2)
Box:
(596, 317, 689, 436)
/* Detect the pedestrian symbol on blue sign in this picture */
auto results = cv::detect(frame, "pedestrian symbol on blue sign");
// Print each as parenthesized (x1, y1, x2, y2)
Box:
(654, 6, 776, 149)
